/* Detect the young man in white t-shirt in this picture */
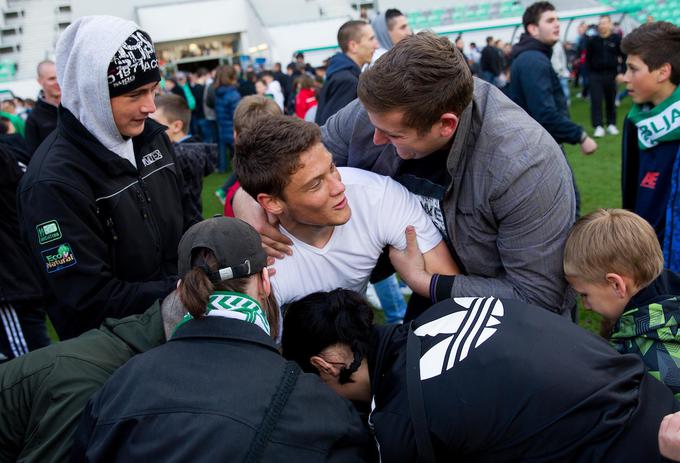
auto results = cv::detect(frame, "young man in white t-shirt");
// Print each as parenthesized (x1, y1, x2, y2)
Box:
(233, 115, 458, 306)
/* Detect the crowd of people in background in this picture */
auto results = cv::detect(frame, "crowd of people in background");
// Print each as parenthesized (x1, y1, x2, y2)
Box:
(0, 2, 680, 461)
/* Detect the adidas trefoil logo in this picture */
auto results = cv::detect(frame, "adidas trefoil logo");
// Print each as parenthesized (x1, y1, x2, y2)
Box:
(415, 297, 503, 380)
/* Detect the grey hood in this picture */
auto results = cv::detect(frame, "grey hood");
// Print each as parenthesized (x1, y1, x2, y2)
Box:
(56, 16, 141, 165)
(371, 12, 393, 50)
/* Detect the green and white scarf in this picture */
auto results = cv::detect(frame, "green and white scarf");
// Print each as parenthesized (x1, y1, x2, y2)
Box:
(174, 291, 270, 336)
(628, 85, 680, 150)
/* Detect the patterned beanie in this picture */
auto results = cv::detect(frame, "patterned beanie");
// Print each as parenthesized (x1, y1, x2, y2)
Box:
(107, 30, 160, 98)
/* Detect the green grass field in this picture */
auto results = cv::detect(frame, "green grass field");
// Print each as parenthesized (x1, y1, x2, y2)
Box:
(198, 89, 630, 335)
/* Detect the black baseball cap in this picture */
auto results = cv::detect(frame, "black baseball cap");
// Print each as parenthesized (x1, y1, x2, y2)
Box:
(177, 217, 267, 282)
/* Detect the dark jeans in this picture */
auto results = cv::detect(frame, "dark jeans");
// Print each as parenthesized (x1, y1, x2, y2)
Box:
(0, 303, 50, 363)
(199, 119, 217, 144)
(589, 71, 617, 128)
(217, 139, 232, 173)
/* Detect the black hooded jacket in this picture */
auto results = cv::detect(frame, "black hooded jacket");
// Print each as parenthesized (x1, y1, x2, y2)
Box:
(506, 35, 582, 145)
(18, 107, 199, 339)
(0, 144, 44, 305)
(367, 297, 678, 462)
(315, 53, 362, 125)
(25, 97, 58, 156)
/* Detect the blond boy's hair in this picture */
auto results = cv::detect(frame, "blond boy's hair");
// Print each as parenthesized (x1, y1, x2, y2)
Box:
(563, 208, 663, 287)
(233, 95, 282, 135)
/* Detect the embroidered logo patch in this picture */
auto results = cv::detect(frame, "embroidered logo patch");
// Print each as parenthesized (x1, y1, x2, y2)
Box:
(36, 220, 62, 245)
(141, 149, 163, 167)
(41, 243, 77, 273)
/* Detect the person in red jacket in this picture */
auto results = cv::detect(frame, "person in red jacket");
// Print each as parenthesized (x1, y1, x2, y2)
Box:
(295, 74, 318, 120)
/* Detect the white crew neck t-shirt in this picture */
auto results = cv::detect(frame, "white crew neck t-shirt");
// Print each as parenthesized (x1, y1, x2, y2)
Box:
(271, 167, 443, 306)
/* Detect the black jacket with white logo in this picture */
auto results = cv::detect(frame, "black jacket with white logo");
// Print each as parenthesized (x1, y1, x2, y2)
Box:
(368, 297, 678, 462)
(18, 107, 199, 339)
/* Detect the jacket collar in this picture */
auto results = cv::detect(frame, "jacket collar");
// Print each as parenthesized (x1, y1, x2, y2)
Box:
(58, 105, 166, 176)
(170, 315, 280, 354)
(629, 269, 680, 309)
(100, 299, 166, 354)
(445, 79, 480, 180)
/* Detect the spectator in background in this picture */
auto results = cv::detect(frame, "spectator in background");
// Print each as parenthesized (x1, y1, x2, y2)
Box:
(455, 35, 467, 59)
(494, 39, 509, 87)
(468, 41, 481, 75)
(294, 73, 317, 120)
(171, 71, 197, 114)
(0, 115, 29, 163)
(0, 142, 50, 365)
(371, 8, 412, 64)
(1, 99, 15, 114)
(260, 70, 285, 110)
(26, 56, 61, 156)
(552, 40, 571, 102)
(316, 20, 378, 124)
(239, 70, 257, 97)
(272, 62, 290, 111)
(201, 67, 217, 144)
(586, 15, 624, 137)
(152, 94, 216, 216)
(189, 67, 208, 140)
(213, 64, 241, 172)
(294, 51, 315, 75)
(575, 21, 590, 98)
(480, 36, 503, 86)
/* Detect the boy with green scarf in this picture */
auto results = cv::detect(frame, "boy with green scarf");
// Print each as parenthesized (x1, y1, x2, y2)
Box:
(621, 22, 680, 270)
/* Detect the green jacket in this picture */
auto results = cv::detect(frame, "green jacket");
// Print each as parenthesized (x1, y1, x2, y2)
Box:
(0, 301, 165, 462)
(610, 270, 680, 400)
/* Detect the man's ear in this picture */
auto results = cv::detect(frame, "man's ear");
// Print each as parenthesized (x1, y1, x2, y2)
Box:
(656, 62, 672, 84)
(259, 267, 271, 298)
(439, 113, 459, 138)
(527, 23, 539, 38)
(310, 355, 340, 378)
(257, 193, 284, 216)
(170, 120, 184, 136)
(605, 273, 628, 298)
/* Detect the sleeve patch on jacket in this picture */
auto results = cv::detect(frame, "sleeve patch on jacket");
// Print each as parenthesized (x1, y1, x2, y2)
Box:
(36, 220, 62, 244)
(41, 243, 77, 273)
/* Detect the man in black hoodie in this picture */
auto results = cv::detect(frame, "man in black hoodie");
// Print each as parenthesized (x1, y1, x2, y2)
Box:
(508, 2, 597, 154)
(24, 60, 60, 156)
(315, 20, 378, 125)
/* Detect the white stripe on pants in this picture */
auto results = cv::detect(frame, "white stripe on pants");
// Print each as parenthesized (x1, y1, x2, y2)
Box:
(1, 304, 29, 358)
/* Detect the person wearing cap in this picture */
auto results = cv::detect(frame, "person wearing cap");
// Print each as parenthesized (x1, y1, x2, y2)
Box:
(17, 16, 199, 340)
(71, 217, 374, 462)
(282, 289, 680, 462)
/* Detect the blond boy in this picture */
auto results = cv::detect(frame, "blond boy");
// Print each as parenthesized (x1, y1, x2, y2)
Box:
(564, 208, 680, 398)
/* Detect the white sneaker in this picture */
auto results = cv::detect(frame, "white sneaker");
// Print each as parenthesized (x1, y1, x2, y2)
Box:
(593, 126, 605, 137)
(606, 124, 619, 135)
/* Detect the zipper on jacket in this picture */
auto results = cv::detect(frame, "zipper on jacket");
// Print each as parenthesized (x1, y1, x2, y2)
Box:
(137, 177, 161, 253)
